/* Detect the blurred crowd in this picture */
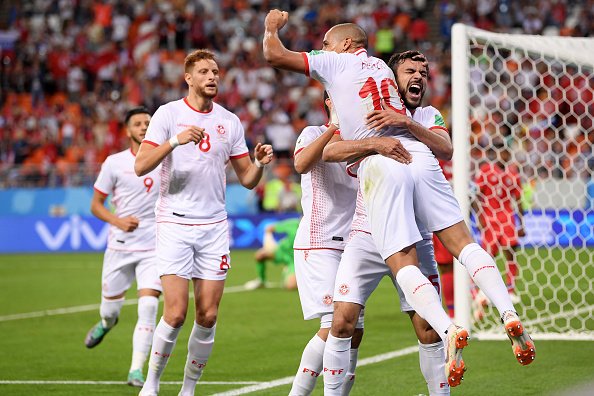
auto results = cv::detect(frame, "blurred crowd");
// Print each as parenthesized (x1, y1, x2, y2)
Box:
(0, 0, 592, 201)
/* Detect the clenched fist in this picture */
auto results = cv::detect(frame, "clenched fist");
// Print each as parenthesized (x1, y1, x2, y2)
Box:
(265, 9, 289, 31)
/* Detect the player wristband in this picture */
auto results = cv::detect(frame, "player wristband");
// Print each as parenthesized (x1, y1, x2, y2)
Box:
(254, 157, 265, 168)
(168, 135, 180, 149)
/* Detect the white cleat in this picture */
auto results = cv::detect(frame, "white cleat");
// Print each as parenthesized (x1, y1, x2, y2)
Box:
(502, 311, 536, 366)
(444, 325, 469, 387)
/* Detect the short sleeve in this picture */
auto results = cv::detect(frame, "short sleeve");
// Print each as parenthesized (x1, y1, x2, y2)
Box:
(143, 105, 172, 147)
(94, 158, 114, 197)
(294, 126, 321, 156)
(229, 118, 249, 159)
(424, 106, 449, 134)
(303, 50, 343, 86)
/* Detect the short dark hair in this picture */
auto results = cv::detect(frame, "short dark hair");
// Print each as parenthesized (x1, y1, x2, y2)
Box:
(323, 91, 330, 118)
(124, 107, 150, 125)
(388, 50, 429, 74)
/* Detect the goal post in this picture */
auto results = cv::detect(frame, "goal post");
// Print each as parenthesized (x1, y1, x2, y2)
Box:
(451, 24, 594, 340)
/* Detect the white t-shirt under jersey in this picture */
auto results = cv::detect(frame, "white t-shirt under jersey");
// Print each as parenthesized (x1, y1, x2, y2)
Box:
(349, 105, 449, 239)
(293, 125, 358, 250)
(143, 98, 249, 224)
(94, 149, 161, 251)
(302, 49, 433, 154)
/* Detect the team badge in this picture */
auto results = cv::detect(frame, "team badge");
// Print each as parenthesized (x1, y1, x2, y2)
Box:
(323, 294, 333, 305)
(338, 284, 350, 295)
(216, 124, 226, 135)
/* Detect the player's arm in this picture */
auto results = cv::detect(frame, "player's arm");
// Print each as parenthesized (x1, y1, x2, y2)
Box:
(366, 106, 453, 160)
(231, 143, 274, 190)
(322, 136, 412, 164)
(294, 125, 339, 174)
(135, 126, 205, 176)
(90, 190, 139, 232)
(263, 10, 307, 73)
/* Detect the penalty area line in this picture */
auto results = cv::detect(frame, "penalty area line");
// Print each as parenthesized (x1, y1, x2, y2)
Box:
(210, 345, 419, 396)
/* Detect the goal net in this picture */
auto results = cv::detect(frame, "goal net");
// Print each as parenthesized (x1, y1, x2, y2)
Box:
(451, 24, 594, 340)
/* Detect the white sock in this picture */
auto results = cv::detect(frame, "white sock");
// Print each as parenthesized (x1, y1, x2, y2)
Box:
(323, 334, 351, 396)
(459, 243, 515, 315)
(179, 322, 216, 396)
(341, 348, 359, 396)
(141, 318, 181, 394)
(100, 297, 124, 328)
(289, 334, 325, 395)
(419, 341, 449, 395)
(396, 266, 453, 341)
(130, 296, 159, 372)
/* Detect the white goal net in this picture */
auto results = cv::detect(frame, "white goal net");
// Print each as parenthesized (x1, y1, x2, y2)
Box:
(451, 24, 594, 340)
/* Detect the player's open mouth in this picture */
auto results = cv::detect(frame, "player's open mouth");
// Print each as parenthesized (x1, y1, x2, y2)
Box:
(408, 83, 422, 99)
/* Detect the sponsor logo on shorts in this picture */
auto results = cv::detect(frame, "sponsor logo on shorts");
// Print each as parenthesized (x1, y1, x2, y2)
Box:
(322, 294, 333, 305)
(332, 236, 344, 241)
(338, 284, 349, 295)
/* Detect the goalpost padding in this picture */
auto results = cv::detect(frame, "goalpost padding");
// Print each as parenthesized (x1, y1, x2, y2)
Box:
(451, 24, 594, 340)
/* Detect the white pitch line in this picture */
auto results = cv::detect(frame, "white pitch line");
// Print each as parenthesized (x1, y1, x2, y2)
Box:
(0, 380, 260, 385)
(210, 345, 419, 396)
(0, 285, 251, 322)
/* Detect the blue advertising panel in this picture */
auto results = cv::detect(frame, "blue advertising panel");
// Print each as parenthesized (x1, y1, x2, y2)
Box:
(1, 210, 592, 254)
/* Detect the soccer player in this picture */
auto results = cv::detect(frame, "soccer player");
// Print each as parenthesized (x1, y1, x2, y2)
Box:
(134, 49, 273, 396)
(85, 106, 162, 388)
(322, 51, 456, 395)
(263, 11, 534, 389)
(474, 139, 525, 301)
(246, 217, 300, 290)
(290, 93, 417, 395)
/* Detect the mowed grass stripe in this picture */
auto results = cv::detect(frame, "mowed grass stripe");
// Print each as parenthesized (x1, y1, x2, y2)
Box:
(0, 284, 253, 322)
(0, 380, 260, 385)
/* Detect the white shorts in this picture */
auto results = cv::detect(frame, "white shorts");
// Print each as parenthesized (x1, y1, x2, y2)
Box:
(294, 249, 343, 320)
(101, 249, 162, 298)
(333, 232, 441, 312)
(156, 220, 231, 281)
(359, 154, 463, 259)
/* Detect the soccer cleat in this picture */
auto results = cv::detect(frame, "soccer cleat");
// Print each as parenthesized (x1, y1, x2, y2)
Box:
(127, 369, 145, 387)
(445, 325, 469, 387)
(502, 311, 536, 366)
(244, 278, 266, 290)
(84, 318, 118, 348)
(138, 389, 158, 396)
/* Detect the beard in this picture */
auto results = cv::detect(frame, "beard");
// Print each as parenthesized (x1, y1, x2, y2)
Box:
(196, 84, 218, 99)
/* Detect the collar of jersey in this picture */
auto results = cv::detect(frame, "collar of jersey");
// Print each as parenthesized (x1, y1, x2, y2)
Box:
(184, 97, 214, 114)
(354, 48, 367, 56)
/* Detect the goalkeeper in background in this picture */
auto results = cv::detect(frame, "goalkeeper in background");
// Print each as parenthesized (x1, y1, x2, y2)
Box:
(245, 217, 299, 290)
(473, 138, 525, 303)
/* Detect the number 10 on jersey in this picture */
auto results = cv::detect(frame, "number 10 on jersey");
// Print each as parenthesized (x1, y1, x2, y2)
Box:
(359, 77, 406, 114)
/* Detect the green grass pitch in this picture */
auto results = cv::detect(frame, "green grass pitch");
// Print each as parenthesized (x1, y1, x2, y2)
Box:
(0, 250, 593, 395)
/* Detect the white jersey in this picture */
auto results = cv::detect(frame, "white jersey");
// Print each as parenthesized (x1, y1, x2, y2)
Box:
(94, 149, 160, 251)
(293, 125, 358, 250)
(143, 98, 249, 224)
(350, 106, 449, 239)
(303, 49, 433, 154)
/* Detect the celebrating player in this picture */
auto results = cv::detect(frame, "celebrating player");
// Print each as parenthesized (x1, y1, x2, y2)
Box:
(85, 107, 162, 388)
(263, 10, 535, 391)
(134, 49, 273, 396)
(323, 51, 456, 395)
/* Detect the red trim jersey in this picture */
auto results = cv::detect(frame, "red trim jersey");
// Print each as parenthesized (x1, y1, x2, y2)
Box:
(302, 49, 443, 155)
(349, 105, 448, 239)
(475, 162, 521, 223)
(293, 125, 358, 250)
(94, 149, 160, 251)
(143, 98, 249, 224)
